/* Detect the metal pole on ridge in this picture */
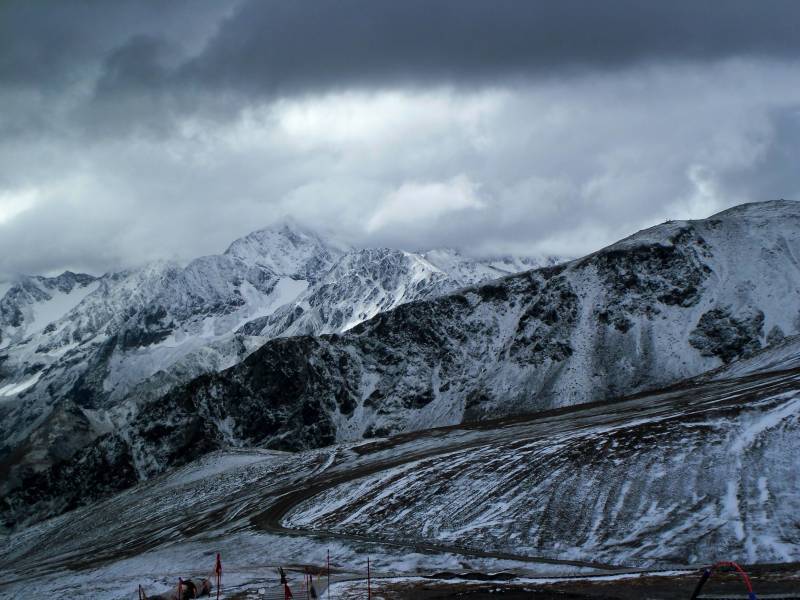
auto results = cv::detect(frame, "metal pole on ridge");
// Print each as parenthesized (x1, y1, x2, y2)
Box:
(367, 557, 371, 600)
(689, 561, 758, 600)
(689, 568, 711, 600)
(327, 549, 330, 600)
(215, 553, 222, 600)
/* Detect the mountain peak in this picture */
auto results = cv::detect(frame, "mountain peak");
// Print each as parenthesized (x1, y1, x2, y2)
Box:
(606, 199, 800, 255)
(224, 221, 348, 279)
(708, 198, 800, 220)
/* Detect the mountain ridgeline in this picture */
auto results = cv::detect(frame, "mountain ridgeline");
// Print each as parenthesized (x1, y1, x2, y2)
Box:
(0, 224, 561, 527)
(3, 200, 800, 528)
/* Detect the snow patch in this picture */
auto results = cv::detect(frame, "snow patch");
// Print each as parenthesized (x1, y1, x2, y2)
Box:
(0, 372, 41, 397)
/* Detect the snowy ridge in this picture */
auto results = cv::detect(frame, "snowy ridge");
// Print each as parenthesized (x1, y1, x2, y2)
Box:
(235, 246, 565, 341)
(423, 248, 564, 286)
(119, 199, 800, 448)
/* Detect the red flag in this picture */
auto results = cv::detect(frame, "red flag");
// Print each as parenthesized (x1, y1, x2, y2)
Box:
(285, 583, 294, 599)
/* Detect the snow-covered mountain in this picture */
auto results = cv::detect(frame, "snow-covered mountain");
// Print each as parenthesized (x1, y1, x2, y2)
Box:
(0, 222, 557, 527)
(240, 248, 565, 340)
(0, 225, 343, 403)
(4, 200, 799, 530)
(240, 248, 453, 338)
(125, 200, 800, 444)
(0, 271, 99, 351)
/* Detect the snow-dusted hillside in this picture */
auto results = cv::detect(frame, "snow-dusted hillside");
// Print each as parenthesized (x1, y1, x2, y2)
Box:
(285, 367, 800, 566)
(3, 361, 799, 599)
(703, 333, 800, 380)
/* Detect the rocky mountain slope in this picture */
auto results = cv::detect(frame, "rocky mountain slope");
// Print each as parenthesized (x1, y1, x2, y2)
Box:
(285, 364, 800, 567)
(0, 225, 340, 501)
(241, 248, 565, 340)
(0, 225, 341, 405)
(0, 223, 556, 527)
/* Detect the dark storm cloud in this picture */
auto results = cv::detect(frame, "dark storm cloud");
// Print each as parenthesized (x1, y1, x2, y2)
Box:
(175, 0, 800, 98)
(6, 0, 800, 100)
(0, 0, 229, 88)
(65, 0, 800, 137)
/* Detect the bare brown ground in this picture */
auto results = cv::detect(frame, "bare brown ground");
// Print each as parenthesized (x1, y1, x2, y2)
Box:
(221, 565, 800, 599)
(376, 564, 800, 599)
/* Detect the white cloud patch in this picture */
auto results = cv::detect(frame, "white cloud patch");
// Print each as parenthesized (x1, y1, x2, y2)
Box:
(367, 176, 485, 233)
(0, 188, 39, 224)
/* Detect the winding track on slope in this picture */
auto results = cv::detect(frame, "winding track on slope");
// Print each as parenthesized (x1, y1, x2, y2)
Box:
(250, 366, 800, 574)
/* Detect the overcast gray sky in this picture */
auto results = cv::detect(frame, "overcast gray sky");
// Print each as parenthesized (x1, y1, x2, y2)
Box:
(1, 0, 799, 277)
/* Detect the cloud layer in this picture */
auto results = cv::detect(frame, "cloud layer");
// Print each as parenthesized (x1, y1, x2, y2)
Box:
(1, 1, 799, 276)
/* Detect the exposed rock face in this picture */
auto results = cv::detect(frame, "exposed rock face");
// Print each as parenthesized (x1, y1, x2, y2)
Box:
(690, 307, 765, 363)
(3, 433, 138, 524)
